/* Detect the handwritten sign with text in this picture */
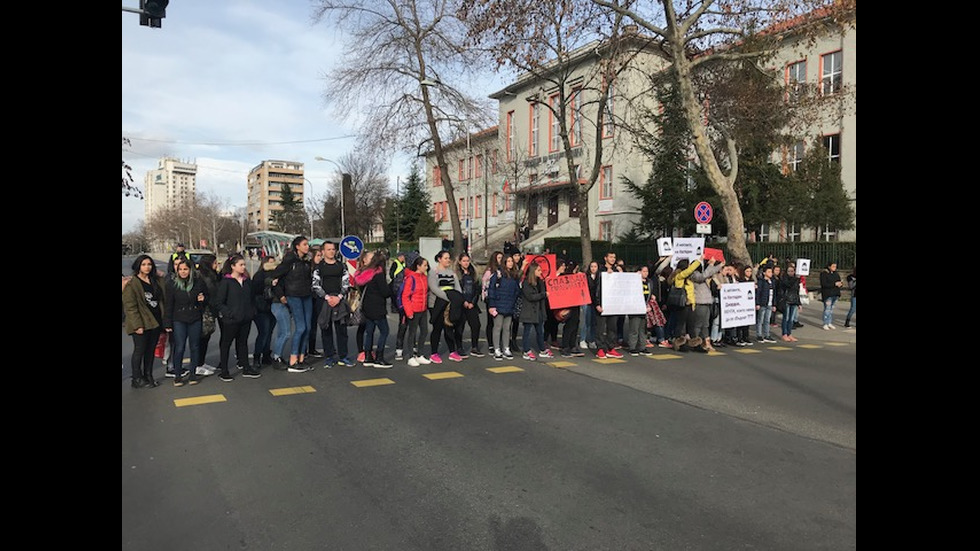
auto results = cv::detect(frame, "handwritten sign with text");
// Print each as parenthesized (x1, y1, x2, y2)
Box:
(546, 272, 592, 309)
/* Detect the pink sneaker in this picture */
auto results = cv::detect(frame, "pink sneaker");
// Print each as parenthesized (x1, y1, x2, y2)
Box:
(448, 352, 462, 362)
(429, 353, 442, 364)
(539, 349, 554, 358)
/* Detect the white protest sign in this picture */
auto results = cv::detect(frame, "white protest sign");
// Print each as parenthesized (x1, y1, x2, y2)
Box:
(670, 237, 705, 268)
(657, 237, 673, 256)
(796, 258, 811, 276)
(721, 282, 757, 329)
(599, 272, 646, 315)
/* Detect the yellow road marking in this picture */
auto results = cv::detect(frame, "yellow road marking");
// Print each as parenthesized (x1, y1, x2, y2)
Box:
(707, 350, 726, 356)
(797, 344, 822, 349)
(423, 371, 464, 380)
(593, 358, 626, 364)
(269, 386, 317, 396)
(768, 346, 792, 351)
(649, 354, 683, 360)
(174, 394, 226, 408)
(351, 378, 396, 387)
(825, 342, 849, 346)
(487, 366, 524, 373)
(735, 349, 762, 354)
(548, 361, 576, 368)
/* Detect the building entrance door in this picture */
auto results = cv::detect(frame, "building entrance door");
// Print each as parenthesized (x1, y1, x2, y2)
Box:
(548, 193, 559, 227)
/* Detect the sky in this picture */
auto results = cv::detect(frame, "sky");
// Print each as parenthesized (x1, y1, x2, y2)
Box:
(122, 1, 509, 234)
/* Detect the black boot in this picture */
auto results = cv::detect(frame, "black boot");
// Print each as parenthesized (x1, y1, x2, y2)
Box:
(131, 376, 146, 389)
(261, 353, 273, 365)
(144, 371, 160, 387)
(253, 354, 262, 368)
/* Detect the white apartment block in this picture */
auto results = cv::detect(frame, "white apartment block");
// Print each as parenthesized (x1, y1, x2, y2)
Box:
(144, 157, 197, 221)
(425, 8, 856, 251)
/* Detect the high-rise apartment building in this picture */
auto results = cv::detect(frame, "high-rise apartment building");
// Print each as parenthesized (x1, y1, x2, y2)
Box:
(144, 157, 198, 221)
(247, 160, 306, 232)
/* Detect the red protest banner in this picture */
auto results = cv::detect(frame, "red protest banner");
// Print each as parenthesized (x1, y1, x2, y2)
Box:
(703, 247, 725, 263)
(522, 254, 557, 279)
(546, 272, 592, 309)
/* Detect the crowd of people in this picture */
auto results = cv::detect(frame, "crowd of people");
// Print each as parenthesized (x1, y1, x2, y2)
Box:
(123, 238, 854, 389)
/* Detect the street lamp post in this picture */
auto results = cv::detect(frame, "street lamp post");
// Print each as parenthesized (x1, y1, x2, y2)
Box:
(315, 156, 348, 236)
(303, 177, 316, 239)
(395, 176, 400, 252)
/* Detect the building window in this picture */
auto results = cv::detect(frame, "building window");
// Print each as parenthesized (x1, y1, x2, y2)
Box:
(821, 50, 842, 96)
(549, 93, 561, 152)
(490, 149, 498, 173)
(506, 111, 515, 162)
(467, 156, 474, 180)
(492, 192, 498, 215)
(475, 154, 483, 178)
(786, 59, 806, 103)
(600, 165, 613, 199)
(788, 223, 800, 242)
(434, 202, 441, 221)
(822, 227, 839, 242)
(758, 224, 770, 242)
(529, 103, 539, 157)
(458, 159, 466, 181)
(433, 165, 442, 187)
(570, 87, 582, 147)
(790, 140, 805, 172)
(459, 198, 466, 219)
(599, 221, 612, 241)
(504, 192, 513, 211)
(475, 195, 482, 218)
(529, 173, 537, 188)
(823, 133, 841, 164)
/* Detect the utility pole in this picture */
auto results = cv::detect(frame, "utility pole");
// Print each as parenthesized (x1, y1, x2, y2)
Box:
(483, 147, 489, 256)
(395, 176, 401, 252)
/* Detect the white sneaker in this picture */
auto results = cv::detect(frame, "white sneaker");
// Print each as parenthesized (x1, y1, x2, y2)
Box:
(407, 356, 420, 367)
(822, 324, 831, 330)
(395, 349, 403, 360)
(579, 340, 588, 350)
(196, 365, 216, 376)
(828, 324, 837, 330)
(415, 354, 431, 365)
(494, 352, 503, 361)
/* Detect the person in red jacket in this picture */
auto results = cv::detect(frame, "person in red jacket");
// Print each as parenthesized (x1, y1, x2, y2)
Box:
(402, 256, 432, 367)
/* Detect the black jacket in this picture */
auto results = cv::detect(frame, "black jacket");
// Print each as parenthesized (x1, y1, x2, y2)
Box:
(251, 268, 275, 314)
(778, 274, 802, 306)
(820, 270, 842, 299)
(214, 275, 255, 324)
(163, 277, 208, 327)
(361, 269, 391, 321)
(269, 251, 313, 298)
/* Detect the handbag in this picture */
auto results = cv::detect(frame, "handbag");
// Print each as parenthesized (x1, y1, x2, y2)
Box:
(667, 286, 687, 308)
(346, 289, 363, 326)
(201, 309, 216, 336)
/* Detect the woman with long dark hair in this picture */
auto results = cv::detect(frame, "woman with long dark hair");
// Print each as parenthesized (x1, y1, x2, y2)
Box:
(487, 254, 520, 360)
(122, 255, 167, 388)
(482, 250, 504, 355)
(194, 254, 220, 376)
(519, 262, 550, 361)
(163, 258, 208, 386)
(352, 249, 392, 368)
(454, 253, 483, 357)
(268, 235, 314, 371)
(214, 254, 261, 381)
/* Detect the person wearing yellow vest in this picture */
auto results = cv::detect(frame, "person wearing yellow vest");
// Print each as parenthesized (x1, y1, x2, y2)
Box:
(389, 252, 408, 359)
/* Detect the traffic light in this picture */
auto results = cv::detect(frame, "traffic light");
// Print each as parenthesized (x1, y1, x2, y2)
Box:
(139, 0, 169, 28)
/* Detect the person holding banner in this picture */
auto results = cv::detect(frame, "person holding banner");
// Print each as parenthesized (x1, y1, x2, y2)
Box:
(667, 258, 701, 352)
(555, 261, 585, 358)
(487, 255, 521, 360)
(689, 258, 723, 352)
(625, 265, 654, 356)
(519, 262, 551, 361)
(594, 252, 625, 359)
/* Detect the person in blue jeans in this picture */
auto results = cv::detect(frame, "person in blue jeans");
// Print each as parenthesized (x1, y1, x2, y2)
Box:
(268, 235, 314, 372)
(754, 265, 777, 343)
(355, 251, 393, 368)
(819, 261, 843, 330)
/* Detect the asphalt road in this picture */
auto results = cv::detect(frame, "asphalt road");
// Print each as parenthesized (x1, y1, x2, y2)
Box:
(122, 300, 855, 550)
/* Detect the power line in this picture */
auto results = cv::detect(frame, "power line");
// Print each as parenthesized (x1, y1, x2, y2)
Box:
(124, 135, 356, 146)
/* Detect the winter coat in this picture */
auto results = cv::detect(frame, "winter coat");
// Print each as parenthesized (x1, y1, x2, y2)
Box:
(519, 279, 548, 324)
(819, 269, 842, 299)
(122, 274, 168, 335)
(755, 276, 776, 308)
(163, 276, 208, 327)
(689, 262, 723, 305)
(670, 259, 702, 308)
(428, 266, 461, 308)
(846, 273, 856, 298)
(360, 268, 391, 321)
(457, 267, 481, 312)
(779, 274, 802, 306)
(251, 268, 275, 314)
(487, 271, 520, 315)
(268, 251, 313, 298)
(214, 274, 255, 324)
(401, 269, 428, 318)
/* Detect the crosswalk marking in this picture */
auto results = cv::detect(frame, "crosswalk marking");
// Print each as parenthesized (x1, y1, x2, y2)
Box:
(487, 366, 524, 374)
(797, 344, 822, 349)
(423, 371, 464, 380)
(269, 386, 317, 396)
(734, 349, 762, 354)
(767, 346, 792, 351)
(547, 361, 576, 368)
(351, 378, 396, 387)
(174, 394, 226, 407)
(649, 354, 683, 361)
(593, 358, 626, 364)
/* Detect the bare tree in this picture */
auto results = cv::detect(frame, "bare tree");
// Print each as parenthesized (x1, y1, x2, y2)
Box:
(312, 0, 496, 258)
(588, 0, 855, 265)
(122, 137, 143, 200)
(461, 0, 634, 265)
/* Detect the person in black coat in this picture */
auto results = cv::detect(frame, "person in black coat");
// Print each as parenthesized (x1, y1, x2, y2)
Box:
(213, 254, 260, 381)
(251, 256, 278, 367)
(163, 258, 208, 386)
(360, 251, 393, 368)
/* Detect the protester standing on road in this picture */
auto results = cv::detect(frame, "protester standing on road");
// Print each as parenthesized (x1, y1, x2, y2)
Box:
(624, 264, 653, 356)
(214, 255, 261, 381)
(778, 264, 802, 342)
(689, 257, 723, 352)
(844, 266, 856, 328)
(487, 254, 520, 361)
(251, 256, 278, 367)
(268, 235, 314, 371)
(519, 262, 550, 361)
(482, 251, 504, 355)
(819, 261, 843, 330)
(353, 250, 392, 368)
(389, 251, 409, 360)
(667, 258, 701, 351)
(194, 254, 220, 376)
(556, 261, 584, 358)
(123, 255, 168, 388)
(454, 253, 483, 357)
(401, 256, 432, 367)
(307, 246, 324, 359)
(428, 250, 463, 364)
(314, 241, 355, 368)
(163, 258, 208, 386)
(594, 252, 625, 359)
(581, 261, 600, 350)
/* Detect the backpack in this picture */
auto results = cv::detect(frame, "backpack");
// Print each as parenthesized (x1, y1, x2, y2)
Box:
(395, 276, 416, 311)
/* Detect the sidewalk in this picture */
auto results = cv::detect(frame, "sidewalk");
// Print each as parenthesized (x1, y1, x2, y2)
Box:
(779, 297, 856, 344)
